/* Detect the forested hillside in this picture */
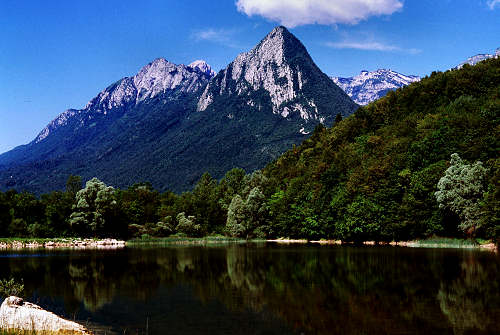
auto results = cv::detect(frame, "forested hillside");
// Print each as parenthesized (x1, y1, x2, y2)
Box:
(0, 58, 498, 243)
(262, 57, 499, 241)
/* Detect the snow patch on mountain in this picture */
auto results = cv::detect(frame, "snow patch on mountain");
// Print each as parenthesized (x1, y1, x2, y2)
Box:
(454, 47, 500, 69)
(331, 69, 420, 105)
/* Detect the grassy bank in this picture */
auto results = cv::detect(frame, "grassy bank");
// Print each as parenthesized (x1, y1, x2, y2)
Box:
(0, 236, 496, 251)
(127, 235, 266, 246)
(403, 237, 497, 250)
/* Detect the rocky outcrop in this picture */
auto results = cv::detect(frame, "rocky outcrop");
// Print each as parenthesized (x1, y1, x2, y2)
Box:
(196, 26, 357, 125)
(0, 296, 92, 334)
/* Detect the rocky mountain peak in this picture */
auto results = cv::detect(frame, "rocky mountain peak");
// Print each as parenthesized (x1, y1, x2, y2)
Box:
(133, 58, 210, 101)
(196, 26, 352, 127)
(1, 25, 358, 194)
(188, 60, 216, 77)
(32, 58, 213, 145)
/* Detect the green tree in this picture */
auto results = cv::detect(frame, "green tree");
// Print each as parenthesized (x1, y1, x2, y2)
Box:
(66, 175, 82, 196)
(69, 178, 116, 236)
(435, 153, 488, 235)
(176, 212, 202, 237)
(226, 195, 246, 237)
(226, 187, 268, 238)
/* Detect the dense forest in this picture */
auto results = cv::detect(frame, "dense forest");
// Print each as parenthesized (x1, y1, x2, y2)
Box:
(0, 58, 498, 243)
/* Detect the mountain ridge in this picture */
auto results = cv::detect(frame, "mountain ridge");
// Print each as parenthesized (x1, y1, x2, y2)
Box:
(0, 26, 357, 194)
(454, 47, 500, 69)
(331, 69, 420, 105)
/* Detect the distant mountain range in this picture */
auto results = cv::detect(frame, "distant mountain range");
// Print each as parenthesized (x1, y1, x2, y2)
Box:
(0, 26, 357, 194)
(454, 47, 500, 69)
(331, 69, 420, 105)
(330, 46, 500, 106)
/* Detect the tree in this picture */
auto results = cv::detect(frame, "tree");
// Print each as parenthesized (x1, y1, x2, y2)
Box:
(66, 175, 82, 196)
(191, 172, 224, 232)
(176, 212, 202, 236)
(218, 168, 247, 210)
(435, 154, 488, 235)
(69, 178, 116, 236)
(226, 187, 268, 238)
(335, 113, 343, 124)
(226, 195, 246, 237)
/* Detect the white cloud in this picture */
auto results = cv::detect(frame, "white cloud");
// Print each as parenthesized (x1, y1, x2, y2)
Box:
(236, 0, 403, 27)
(487, 0, 500, 9)
(326, 40, 421, 54)
(191, 28, 240, 48)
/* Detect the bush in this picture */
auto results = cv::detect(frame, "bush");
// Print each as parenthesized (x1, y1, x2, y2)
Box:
(0, 278, 24, 298)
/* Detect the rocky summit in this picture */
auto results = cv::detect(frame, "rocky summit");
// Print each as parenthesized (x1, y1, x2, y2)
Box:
(0, 26, 357, 194)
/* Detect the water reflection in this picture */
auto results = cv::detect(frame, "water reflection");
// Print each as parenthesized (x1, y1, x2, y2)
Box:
(438, 257, 500, 335)
(1, 245, 499, 334)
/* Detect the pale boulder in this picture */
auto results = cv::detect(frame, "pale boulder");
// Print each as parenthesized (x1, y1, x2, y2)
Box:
(0, 296, 92, 334)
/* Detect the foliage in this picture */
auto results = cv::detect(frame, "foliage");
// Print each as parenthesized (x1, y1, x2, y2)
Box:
(262, 57, 499, 241)
(435, 153, 488, 235)
(0, 58, 497, 241)
(0, 278, 24, 298)
(176, 212, 202, 237)
(226, 186, 268, 238)
(68, 178, 117, 236)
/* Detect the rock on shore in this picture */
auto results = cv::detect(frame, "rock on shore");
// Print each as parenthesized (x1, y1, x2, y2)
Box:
(0, 238, 126, 250)
(0, 296, 92, 334)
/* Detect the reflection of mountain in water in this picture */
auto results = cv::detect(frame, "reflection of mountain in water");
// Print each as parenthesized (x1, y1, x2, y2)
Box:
(1, 247, 499, 334)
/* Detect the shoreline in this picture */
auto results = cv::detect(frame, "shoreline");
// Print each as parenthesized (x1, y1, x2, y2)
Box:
(0, 237, 496, 252)
(0, 238, 125, 250)
(269, 238, 498, 251)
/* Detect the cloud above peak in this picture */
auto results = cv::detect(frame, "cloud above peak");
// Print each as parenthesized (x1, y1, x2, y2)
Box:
(236, 0, 403, 27)
(487, 0, 500, 10)
(325, 40, 421, 54)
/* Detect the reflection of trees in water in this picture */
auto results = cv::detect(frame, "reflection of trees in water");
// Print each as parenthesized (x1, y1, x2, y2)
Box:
(68, 258, 116, 312)
(438, 257, 500, 335)
(225, 245, 265, 297)
(2, 248, 499, 334)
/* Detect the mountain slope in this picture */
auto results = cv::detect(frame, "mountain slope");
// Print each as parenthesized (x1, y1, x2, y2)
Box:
(0, 26, 357, 194)
(331, 69, 420, 105)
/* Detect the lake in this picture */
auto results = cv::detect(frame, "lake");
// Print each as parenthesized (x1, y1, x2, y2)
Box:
(1, 244, 499, 334)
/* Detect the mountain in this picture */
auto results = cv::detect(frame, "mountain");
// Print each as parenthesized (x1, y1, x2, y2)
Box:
(0, 26, 357, 194)
(198, 27, 355, 125)
(331, 69, 420, 105)
(0, 58, 214, 169)
(454, 47, 500, 69)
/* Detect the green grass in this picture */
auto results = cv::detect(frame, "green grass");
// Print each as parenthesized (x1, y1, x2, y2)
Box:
(126, 235, 266, 246)
(411, 237, 481, 248)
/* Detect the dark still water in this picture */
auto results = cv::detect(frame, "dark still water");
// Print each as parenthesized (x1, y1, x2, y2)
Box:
(1, 244, 499, 335)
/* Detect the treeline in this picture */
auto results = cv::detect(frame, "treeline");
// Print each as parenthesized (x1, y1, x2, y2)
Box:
(0, 58, 498, 242)
(0, 170, 269, 240)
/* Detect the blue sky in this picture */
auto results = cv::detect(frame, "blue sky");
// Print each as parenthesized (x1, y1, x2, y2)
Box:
(0, 0, 499, 154)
